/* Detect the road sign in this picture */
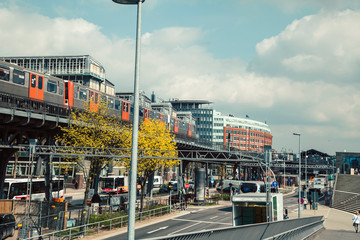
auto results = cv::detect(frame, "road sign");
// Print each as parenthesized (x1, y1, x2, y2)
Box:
(289, 179, 293, 182)
(211, 177, 214, 183)
(185, 183, 190, 189)
(297, 198, 304, 204)
(272, 181, 278, 188)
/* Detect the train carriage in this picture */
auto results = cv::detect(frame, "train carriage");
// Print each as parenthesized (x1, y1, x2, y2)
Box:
(0, 63, 30, 99)
(0, 60, 198, 142)
(0, 61, 64, 107)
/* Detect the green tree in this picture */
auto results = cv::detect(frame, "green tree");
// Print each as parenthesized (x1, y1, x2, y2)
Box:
(123, 119, 178, 211)
(56, 102, 130, 207)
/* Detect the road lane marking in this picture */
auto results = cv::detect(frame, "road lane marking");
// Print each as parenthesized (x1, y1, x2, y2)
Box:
(147, 226, 168, 234)
(210, 216, 217, 220)
(173, 218, 232, 225)
(169, 222, 201, 235)
(288, 204, 298, 207)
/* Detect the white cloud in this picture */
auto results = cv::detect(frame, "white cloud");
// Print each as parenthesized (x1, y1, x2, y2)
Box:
(251, 10, 360, 84)
(0, 6, 360, 154)
(269, 0, 360, 12)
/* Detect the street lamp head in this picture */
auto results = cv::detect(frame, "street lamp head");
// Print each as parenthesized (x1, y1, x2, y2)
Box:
(112, 0, 145, 4)
(293, 133, 300, 136)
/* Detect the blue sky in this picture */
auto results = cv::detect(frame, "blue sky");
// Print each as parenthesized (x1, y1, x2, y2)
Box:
(1, 0, 360, 155)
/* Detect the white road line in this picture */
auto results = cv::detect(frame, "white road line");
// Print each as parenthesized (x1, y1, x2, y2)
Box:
(169, 222, 201, 235)
(173, 218, 232, 226)
(210, 216, 217, 219)
(147, 226, 168, 234)
(287, 204, 298, 207)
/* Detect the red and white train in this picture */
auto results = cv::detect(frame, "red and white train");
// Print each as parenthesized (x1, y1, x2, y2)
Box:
(0, 60, 197, 139)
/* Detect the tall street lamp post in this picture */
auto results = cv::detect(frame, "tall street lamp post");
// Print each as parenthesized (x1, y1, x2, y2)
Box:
(112, 0, 144, 239)
(305, 154, 308, 197)
(293, 133, 301, 218)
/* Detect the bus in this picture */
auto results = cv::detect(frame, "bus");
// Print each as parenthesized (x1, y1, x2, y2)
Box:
(240, 181, 278, 194)
(101, 176, 129, 194)
(100, 176, 141, 194)
(240, 181, 264, 193)
(4, 178, 64, 200)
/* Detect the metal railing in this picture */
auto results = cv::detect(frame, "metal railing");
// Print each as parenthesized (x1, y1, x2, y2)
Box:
(22, 203, 188, 240)
(0, 91, 70, 117)
(144, 216, 324, 240)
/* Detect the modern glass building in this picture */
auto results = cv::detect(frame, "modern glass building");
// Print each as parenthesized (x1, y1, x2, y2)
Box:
(336, 152, 360, 174)
(213, 110, 272, 152)
(168, 100, 213, 142)
(0, 55, 115, 96)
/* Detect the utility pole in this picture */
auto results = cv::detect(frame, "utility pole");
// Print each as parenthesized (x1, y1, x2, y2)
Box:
(293, 133, 301, 219)
(264, 145, 272, 222)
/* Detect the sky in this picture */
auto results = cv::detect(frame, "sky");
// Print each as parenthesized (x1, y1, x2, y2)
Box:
(1, 0, 360, 155)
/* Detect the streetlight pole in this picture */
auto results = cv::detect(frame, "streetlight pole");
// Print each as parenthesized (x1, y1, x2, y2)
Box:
(305, 154, 308, 198)
(293, 133, 301, 218)
(283, 157, 286, 188)
(112, 1, 144, 239)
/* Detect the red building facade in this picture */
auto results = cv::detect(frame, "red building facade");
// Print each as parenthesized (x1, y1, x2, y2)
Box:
(223, 126, 273, 152)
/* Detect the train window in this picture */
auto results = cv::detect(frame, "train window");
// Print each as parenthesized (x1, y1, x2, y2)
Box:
(115, 100, 120, 110)
(47, 80, 57, 93)
(95, 93, 98, 104)
(0, 66, 10, 81)
(74, 86, 79, 99)
(13, 70, 25, 85)
(79, 88, 87, 100)
(38, 76, 43, 90)
(59, 82, 64, 95)
(108, 98, 114, 108)
(31, 74, 36, 87)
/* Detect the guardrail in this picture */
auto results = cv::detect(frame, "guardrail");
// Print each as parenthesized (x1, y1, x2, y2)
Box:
(144, 216, 324, 240)
(0, 91, 70, 117)
(22, 203, 187, 240)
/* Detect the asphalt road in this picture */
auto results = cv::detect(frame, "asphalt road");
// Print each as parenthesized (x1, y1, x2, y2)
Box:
(105, 205, 233, 240)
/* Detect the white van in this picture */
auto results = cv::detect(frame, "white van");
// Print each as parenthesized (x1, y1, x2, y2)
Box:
(153, 176, 163, 188)
(223, 179, 242, 189)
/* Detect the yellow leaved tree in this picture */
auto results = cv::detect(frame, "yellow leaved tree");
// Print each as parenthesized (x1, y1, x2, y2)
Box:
(56, 101, 130, 207)
(123, 119, 178, 211)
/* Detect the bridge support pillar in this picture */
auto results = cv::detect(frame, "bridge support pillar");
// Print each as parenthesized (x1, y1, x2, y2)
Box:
(0, 148, 18, 199)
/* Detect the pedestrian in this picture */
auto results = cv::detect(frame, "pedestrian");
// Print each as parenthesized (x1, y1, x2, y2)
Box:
(303, 197, 308, 210)
(74, 180, 79, 189)
(284, 208, 288, 219)
(353, 211, 360, 233)
(308, 195, 312, 210)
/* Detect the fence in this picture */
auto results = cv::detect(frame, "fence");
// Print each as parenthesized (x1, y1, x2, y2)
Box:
(145, 216, 324, 240)
(17, 196, 188, 239)
(0, 91, 70, 117)
(25, 205, 178, 240)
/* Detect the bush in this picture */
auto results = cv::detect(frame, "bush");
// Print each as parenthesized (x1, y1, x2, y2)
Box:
(213, 193, 231, 201)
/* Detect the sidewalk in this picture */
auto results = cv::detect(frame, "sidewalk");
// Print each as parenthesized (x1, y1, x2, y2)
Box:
(288, 204, 358, 239)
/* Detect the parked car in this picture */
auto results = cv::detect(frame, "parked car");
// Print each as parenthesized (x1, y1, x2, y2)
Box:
(169, 179, 177, 185)
(159, 183, 178, 193)
(0, 214, 15, 240)
(159, 184, 170, 193)
(188, 181, 194, 191)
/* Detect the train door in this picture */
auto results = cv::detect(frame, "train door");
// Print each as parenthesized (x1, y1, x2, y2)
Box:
(187, 123, 192, 137)
(89, 90, 99, 112)
(122, 101, 130, 121)
(159, 114, 165, 123)
(174, 119, 179, 134)
(64, 81, 74, 107)
(29, 73, 44, 101)
(144, 108, 150, 122)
